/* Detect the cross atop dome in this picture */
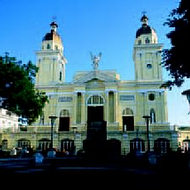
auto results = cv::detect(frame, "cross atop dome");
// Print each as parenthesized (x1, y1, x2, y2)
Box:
(50, 21, 58, 32)
(141, 12, 148, 26)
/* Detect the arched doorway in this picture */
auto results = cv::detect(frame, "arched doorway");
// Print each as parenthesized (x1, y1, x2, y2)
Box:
(87, 95, 106, 141)
(17, 138, 31, 149)
(61, 139, 75, 155)
(84, 95, 107, 156)
(130, 138, 145, 153)
(154, 138, 170, 154)
(87, 95, 104, 122)
(106, 139, 121, 158)
(37, 138, 51, 152)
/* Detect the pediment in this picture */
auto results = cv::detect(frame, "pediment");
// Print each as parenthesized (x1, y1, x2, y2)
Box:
(85, 78, 105, 89)
(73, 70, 119, 83)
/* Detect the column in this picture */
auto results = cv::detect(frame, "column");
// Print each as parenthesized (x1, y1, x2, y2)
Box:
(105, 91, 109, 122)
(81, 93, 86, 126)
(76, 92, 82, 124)
(73, 92, 77, 124)
(114, 91, 117, 123)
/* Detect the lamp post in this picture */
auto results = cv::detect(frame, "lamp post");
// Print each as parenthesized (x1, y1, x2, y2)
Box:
(49, 115, 57, 150)
(72, 126, 77, 155)
(143, 115, 151, 153)
(182, 89, 190, 115)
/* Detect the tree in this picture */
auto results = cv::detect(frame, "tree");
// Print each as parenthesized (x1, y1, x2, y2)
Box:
(0, 53, 48, 125)
(162, 0, 190, 88)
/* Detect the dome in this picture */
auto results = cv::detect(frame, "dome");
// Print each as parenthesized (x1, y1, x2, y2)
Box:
(42, 31, 61, 41)
(42, 21, 61, 43)
(136, 15, 156, 38)
(136, 25, 152, 38)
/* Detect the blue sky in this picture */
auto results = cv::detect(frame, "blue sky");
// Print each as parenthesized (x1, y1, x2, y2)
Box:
(0, 0, 189, 126)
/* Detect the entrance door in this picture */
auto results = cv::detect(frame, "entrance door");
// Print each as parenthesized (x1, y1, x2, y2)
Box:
(88, 106, 104, 122)
(122, 116, 134, 131)
(59, 117, 70, 131)
(87, 106, 106, 141)
(106, 139, 121, 158)
(84, 106, 107, 156)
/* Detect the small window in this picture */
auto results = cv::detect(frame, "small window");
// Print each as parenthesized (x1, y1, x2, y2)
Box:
(59, 72, 62, 81)
(47, 44, 51, 49)
(145, 38, 150, 44)
(148, 93, 155, 101)
(138, 40, 141, 45)
(87, 95, 104, 105)
(55, 45, 58, 50)
(147, 64, 152, 69)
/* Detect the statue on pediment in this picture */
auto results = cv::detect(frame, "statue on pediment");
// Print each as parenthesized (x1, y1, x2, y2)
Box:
(90, 52, 102, 70)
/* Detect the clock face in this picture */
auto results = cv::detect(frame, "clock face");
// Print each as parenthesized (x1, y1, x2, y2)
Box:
(147, 63, 152, 69)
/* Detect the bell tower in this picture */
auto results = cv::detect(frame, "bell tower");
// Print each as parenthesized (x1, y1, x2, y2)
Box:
(133, 15, 163, 82)
(35, 21, 67, 86)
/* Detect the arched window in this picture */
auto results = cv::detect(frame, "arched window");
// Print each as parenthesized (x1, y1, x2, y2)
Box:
(87, 95, 104, 105)
(138, 40, 141, 45)
(122, 108, 133, 116)
(122, 108, 134, 131)
(59, 109, 70, 131)
(47, 44, 51, 49)
(154, 138, 170, 154)
(59, 71, 62, 81)
(150, 109, 156, 123)
(145, 38, 150, 44)
(130, 138, 145, 153)
(60, 109, 69, 117)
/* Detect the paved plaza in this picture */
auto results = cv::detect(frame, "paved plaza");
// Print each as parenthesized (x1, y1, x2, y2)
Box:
(0, 156, 190, 189)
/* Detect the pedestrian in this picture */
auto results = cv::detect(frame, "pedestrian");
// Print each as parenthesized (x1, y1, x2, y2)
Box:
(34, 151, 44, 165)
(10, 147, 17, 157)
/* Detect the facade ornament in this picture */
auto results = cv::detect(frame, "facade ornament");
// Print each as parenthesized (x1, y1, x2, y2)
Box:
(90, 52, 102, 70)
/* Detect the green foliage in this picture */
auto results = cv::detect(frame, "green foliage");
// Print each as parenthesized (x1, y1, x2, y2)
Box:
(0, 53, 48, 124)
(162, 0, 190, 88)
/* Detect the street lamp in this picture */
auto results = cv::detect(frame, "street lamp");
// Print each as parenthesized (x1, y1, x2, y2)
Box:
(143, 115, 151, 153)
(49, 115, 57, 149)
(71, 126, 77, 155)
(182, 89, 190, 114)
